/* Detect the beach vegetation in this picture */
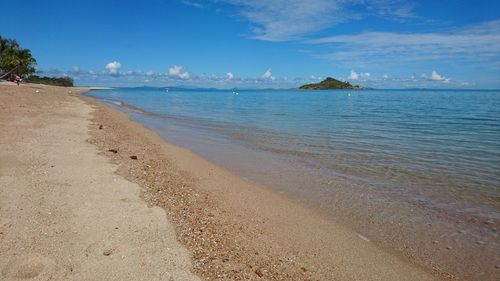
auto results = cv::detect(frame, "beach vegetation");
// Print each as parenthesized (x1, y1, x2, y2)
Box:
(0, 36, 37, 79)
(25, 75, 74, 87)
(1, 36, 73, 87)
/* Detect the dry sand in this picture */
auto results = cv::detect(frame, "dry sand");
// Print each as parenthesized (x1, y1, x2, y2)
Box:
(0, 83, 199, 281)
(1, 83, 456, 280)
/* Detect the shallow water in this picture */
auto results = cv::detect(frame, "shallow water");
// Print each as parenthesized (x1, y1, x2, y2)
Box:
(87, 87, 500, 279)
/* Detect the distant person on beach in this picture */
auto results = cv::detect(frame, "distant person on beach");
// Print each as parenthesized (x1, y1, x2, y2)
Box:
(14, 75, 22, 86)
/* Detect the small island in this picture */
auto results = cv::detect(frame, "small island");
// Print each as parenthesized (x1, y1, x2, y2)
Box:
(299, 77, 368, 90)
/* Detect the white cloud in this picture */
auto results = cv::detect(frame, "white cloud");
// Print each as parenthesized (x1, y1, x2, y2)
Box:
(226, 72, 234, 80)
(422, 70, 450, 83)
(178, 72, 190, 79)
(310, 20, 500, 67)
(213, 0, 415, 41)
(309, 75, 322, 81)
(182, 0, 205, 9)
(421, 71, 449, 82)
(348, 70, 371, 81)
(105, 61, 122, 75)
(260, 68, 275, 80)
(348, 70, 359, 80)
(223, 0, 344, 41)
(38, 65, 476, 89)
(365, 0, 416, 19)
(168, 65, 183, 76)
(168, 65, 190, 79)
(430, 70, 445, 81)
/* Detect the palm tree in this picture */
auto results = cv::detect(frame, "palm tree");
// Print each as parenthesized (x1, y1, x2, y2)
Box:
(0, 36, 37, 79)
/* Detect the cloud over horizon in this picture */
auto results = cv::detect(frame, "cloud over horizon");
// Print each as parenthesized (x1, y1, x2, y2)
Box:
(105, 61, 122, 75)
(260, 68, 275, 80)
(348, 70, 371, 81)
(420, 70, 450, 83)
(36, 64, 472, 89)
(168, 65, 191, 79)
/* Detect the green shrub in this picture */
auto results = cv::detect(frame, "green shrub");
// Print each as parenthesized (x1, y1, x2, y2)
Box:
(26, 75, 74, 87)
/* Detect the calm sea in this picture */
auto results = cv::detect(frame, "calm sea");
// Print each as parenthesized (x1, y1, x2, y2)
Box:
(87, 87, 500, 279)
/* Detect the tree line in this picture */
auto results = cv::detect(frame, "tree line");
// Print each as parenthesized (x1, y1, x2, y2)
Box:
(0, 36, 73, 86)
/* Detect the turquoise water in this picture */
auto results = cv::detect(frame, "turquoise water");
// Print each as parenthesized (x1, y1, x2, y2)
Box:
(88, 87, 500, 208)
(87, 87, 500, 278)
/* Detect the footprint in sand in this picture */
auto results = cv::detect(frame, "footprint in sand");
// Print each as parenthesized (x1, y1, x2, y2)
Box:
(2, 254, 56, 280)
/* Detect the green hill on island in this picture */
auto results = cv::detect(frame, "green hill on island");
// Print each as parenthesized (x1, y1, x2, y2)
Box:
(299, 77, 367, 90)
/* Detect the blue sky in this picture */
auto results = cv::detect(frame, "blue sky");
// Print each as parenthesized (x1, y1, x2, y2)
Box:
(1, 0, 499, 88)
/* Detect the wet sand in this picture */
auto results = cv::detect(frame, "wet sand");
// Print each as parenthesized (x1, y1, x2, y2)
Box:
(1, 83, 454, 280)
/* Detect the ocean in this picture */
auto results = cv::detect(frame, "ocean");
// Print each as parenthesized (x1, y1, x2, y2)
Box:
(86, 87, 500, 279)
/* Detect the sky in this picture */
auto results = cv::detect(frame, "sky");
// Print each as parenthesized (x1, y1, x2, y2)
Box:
(1, 0, 499, 88)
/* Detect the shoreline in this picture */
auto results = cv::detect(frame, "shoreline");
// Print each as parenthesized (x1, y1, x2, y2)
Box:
(84, 88, 500, 281)
(79, 90, 454, 280)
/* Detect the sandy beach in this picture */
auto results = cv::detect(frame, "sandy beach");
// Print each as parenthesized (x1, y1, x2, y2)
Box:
(0, 83, 199, 280)
(1, 83, 456, 280)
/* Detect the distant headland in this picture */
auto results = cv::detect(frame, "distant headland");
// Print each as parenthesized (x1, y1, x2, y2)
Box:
(299, 77, 369, 90)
